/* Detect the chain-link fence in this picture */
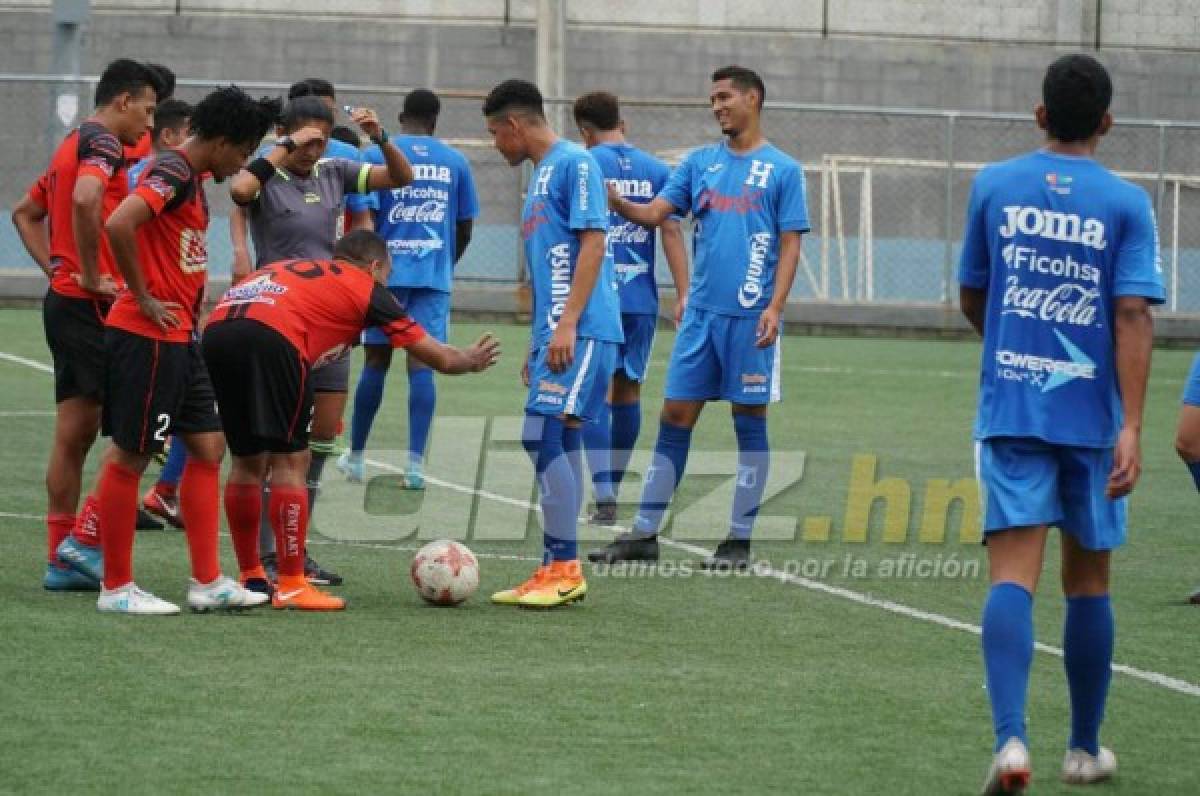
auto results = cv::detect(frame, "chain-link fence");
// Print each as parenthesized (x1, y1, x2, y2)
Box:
(4, 75, 1200, 311)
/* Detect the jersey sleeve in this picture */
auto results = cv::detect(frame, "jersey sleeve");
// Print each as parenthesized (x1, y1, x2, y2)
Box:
(658, 154, 695, 216)
(133, 156, 193, 217)
(1114, 188, 1166, 304)
(77, 128, 124, 183)
(956, 175, 991, 290)
(337, 157, 374, 197)
(566, 154, 607, 232)
(457, 155, 481, 222)
(364, 283, 428, 348)
(650, 158, 682, 222)
(777, 160, 811, 233)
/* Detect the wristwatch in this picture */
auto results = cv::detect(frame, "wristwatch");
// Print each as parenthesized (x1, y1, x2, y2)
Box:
(275, 135, 297, 153)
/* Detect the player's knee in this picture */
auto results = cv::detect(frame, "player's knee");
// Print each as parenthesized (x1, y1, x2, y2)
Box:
(659, 403, 696, 428)
(1175, 432, 1200, 463)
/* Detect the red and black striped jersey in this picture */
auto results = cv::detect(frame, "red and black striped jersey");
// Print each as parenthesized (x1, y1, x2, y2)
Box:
(207, 259, 427, 366)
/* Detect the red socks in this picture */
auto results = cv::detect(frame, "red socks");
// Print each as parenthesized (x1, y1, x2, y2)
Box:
(46, 513, 74, 566)
(223, 481, 262, 577)
(179, 459, 221, 584)
(269, 485, 308, 578)
(72, 494, 101, 547)
(97, 461, 140, 589)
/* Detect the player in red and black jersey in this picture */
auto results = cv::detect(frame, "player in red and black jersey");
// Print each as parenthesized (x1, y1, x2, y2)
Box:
(93, 85, 282, 615)
(204, 230, 499, 610)
(9, 59, 167, 591)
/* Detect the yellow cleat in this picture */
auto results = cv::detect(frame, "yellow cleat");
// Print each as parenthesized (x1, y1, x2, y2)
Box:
(516, 560, 587, 609)
(491, 564, 552, 605)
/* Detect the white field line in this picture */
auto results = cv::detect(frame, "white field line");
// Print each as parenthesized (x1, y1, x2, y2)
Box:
(1, 349, 1196, 698)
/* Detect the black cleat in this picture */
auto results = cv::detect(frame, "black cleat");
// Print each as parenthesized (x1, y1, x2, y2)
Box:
(701, 538, 751, 572)
(586, 533, 659, 564)
(588, 500, 618, 526)
(304, 552, 343, 586)
(260, 552, 278, 584)
(136, 507, 164, 531)
(242, 577, 274, 598)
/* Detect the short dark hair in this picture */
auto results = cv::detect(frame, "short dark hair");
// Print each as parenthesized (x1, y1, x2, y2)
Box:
(188, 86, 281, 147)
(711, 65, 766, 109)
(279, 96, 334, 133)
(334, 229, 390, 265)
(151, 98, 192, 143)
(400, 88, 441, 127)
(483, 79, 545, 120)
(330, 125, 361, 149)
(1042, 54, 1113, 143)
(94, 59, 158, 107)
(573, 91, 620, 132)
(144, 63, 175, 102)
(288, 78, 336, 101)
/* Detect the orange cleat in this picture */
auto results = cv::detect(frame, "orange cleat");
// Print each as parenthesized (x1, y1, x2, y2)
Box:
(490, 564, 552, 606)
(516, 560, 587, 609)
(271, 577, 346, 611)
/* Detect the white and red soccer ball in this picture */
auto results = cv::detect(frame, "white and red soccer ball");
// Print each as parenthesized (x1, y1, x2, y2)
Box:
(410, 540, 480, 605)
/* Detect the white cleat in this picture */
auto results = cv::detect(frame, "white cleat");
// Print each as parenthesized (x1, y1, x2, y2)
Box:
(336, 451, 365, 483)
(186, 575, 270, 612)
(981, 737, 1032, 795)
(97, 583, 180, 615)
(1061, 747, 1117, 785)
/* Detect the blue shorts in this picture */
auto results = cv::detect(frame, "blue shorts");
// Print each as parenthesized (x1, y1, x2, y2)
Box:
(1182, 353, 1200, 406)
(664, 306, 780, 405)
(525, 337, 617, 422)
(976, 437, 1126, 551)
(617, 313, 658, 383)
(363, 287, 449, 345)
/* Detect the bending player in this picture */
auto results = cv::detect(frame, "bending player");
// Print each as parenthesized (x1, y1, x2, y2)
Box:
(95, 86, 281, 615)
(204, 230, 500, 610)
(959, 55, 1162, 792)
(1175, 358, 1200, 604)
(588, 66, 809, 569)
(483, 79, 623, 608)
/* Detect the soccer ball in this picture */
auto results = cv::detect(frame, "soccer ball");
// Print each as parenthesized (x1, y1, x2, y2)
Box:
(410, 540, 480, 606)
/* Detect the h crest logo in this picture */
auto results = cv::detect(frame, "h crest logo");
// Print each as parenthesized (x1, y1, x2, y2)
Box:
(533, 165, 554, 196)
(745, 159, 774, 189)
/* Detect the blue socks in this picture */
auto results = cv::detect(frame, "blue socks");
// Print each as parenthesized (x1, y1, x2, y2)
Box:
(408, 368, 436, 469)
(350, 363, 387, 453)
(582, 402, 613, 502)
(1187, 460, 1200, 490)
(562, 424, 583, 518)
(522, 414, 579, 563)
(982, 582, 1034, 752)
(158, 438, 188, 487)
(632, 421, 693, 536)
(730, 413, 769, 541)
(1064, 594, 1113, 756)
(610, 402, 641, 501)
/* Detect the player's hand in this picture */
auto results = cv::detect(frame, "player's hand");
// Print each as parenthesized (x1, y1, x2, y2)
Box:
(349, 108, 383, 141)
(673, 293, 688, 327)
(606, 182, 623, 210)
(755, 306, 781, 348)
(290, 126, 327, 149)
(520, 351, 531, 387)
(136, 294, 183, 333)
(1106, 426, 1142, 499)
(73, 271, 119, 300)
(466, 333, 501, 373)
(547, 321, 577, 373)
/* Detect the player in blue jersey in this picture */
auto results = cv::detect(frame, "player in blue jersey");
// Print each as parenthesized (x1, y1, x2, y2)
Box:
(1175, 358, 1200, 604)
(587, 66, 808, 570)
(958, 56, 1163, 794)
(482, 79, 623, 608)
(337, 89, 480, 489)
(571, 91, 690, 526)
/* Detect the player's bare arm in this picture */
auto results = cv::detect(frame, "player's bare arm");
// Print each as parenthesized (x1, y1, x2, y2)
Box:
(1108, 295, 1154, 498)
(71, 174, 118, 298)
(607, 185, 674, 228)
(960, 286, 987, 335)
(408, 332, 501, 375)
(227, 125, 325, 205)
(11, 194, 52, 279)
(348, 107, 414, 190)
(547, 228, 606, 373)
(229, 204, 253, 283)
(455, 219, 474, 263)
(757, 230, 802, 347)
(105, 195, 182, 332)
(660, 217, 689, 325)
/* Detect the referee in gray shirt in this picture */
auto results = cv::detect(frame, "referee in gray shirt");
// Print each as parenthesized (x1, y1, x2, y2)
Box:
(229, 95, 412, 586)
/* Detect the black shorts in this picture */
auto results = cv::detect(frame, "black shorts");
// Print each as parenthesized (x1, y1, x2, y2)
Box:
(102, 328, 221, 454)
(202, 319, 312, 457)
(43, 289, 111, 403)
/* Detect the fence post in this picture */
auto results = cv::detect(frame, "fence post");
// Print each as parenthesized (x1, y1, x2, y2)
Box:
(942, 113, 957, 306)
(46, 0, 90, 159)
(1155, 122, 1168, 221)
(515, 160, 531, 315)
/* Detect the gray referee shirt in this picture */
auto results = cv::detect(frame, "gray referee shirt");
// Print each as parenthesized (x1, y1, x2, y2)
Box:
(247, 157, 372, 267)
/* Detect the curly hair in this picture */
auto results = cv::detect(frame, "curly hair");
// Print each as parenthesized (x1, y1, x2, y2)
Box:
(188, 86, 282, 147)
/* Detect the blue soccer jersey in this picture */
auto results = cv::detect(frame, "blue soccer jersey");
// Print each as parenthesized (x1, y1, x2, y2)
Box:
(366, 135, 479, 293)
(590, 142, 671, 316)
(958, 150, 1166, 448)
(659, 141, 809, 317)
(128, 156, 151, 191)
(522, 139, 623, 347)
